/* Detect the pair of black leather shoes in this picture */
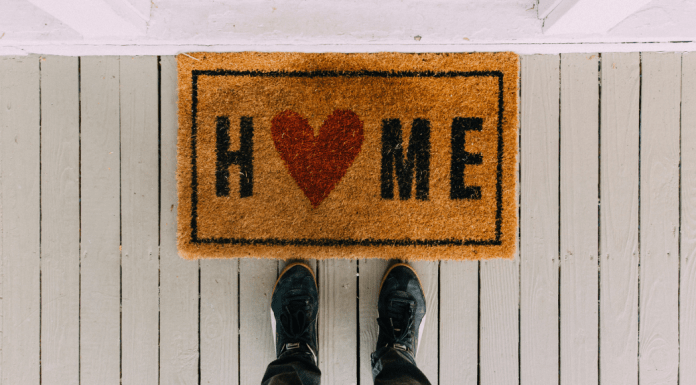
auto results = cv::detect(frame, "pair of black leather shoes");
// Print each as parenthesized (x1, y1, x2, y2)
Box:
(270, 262, 426, 365)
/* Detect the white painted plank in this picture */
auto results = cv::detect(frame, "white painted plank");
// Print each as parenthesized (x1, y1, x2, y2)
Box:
(318, 259, 357, 385)
(599, 52, 640, 385)
(80, 56, 121, 385)
(317, 259, 358, 385)
(439, 261, 477, 385)
(0, 57, 3, 385)
(560, 52, 599, 385)
(519, 54, 559, 385)
(239, 258, 277, 385)
(200, 259, 238, 385)
(410, 261, 438, 384)
(160, 55, 200, 385)
(120, 55, 159, 385)
(480, 258, 519, 384)
(680, 51, 696, 385)
(0, 55, 40, 385)
(358, 258, 389, 385)
(40, 55, 80, 385)
(639, 52, 681, 385)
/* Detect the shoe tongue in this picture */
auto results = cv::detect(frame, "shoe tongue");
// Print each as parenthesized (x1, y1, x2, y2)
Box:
(387, 291, 414, 329)
(282, 291, 312, 337)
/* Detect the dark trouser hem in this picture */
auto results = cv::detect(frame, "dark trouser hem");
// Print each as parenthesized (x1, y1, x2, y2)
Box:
(260, 347, 431, 385)
(261, 351, 321, 385)
(371, 347, 432, 385)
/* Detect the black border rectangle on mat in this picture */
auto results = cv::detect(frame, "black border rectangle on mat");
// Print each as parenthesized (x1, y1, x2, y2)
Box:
(189, 70, 505, 247)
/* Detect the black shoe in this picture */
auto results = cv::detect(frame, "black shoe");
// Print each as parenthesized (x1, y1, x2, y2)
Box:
(271, 262, 319, 364)
(375, 263, 426, 360)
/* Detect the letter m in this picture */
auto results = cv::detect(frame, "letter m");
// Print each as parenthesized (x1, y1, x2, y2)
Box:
(380, 119, 431, 200)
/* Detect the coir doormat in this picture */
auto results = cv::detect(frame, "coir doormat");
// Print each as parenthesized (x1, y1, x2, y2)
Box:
(177, 52, 518, 261)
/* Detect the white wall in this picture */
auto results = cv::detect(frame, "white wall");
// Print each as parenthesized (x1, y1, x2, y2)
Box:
(0, 0, 695, 55)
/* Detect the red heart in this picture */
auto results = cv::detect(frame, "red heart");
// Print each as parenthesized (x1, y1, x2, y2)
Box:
(271, 109, 364, 208)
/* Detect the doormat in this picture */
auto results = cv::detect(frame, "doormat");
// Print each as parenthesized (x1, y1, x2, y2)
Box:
(177, 52, 518, 261)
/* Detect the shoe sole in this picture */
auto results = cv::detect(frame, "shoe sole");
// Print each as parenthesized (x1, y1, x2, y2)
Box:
(378, 262, 424, 294)
(272, 261, 317, 297)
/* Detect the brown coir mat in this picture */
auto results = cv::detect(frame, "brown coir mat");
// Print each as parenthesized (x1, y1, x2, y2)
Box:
(177, 52, 518, 261)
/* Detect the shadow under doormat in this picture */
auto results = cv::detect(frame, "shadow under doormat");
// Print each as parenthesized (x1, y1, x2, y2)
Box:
(177, 52, 519, 261)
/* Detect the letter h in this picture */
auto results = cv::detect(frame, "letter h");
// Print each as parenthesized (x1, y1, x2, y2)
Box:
(216, 116, 253, 198)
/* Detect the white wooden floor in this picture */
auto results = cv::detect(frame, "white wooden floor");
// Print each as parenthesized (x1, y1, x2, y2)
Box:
(0, 53, 694, 385)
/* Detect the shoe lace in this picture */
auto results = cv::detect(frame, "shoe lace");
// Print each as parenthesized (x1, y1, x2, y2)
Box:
(378, 297, 416, 352)
(279, 294, 313, 352)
